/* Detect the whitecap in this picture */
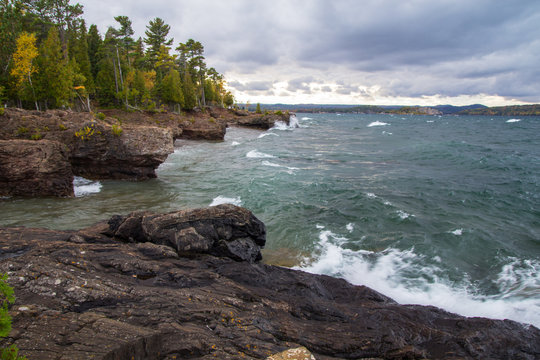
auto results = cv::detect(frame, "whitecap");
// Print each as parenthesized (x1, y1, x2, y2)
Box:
(209, 195, 242, 207)
(368, 121, 389, 127)
(297, 233, 540, 327)
(506, 119, 521, 123)
(231, 141, 241, 146)
(346, 223, 354, 232)
(427, 120, 435, 123)
(246, 150, 275, 159)
(450, 228, 463, 236)
(258, 133, 279, 139)
(301, 117, 313, 120)
(73, 176, 102, 197)
(366, 192, 377, 198)
(396, 210, 413, 220)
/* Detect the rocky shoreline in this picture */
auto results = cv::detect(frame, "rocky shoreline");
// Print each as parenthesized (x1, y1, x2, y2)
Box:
(0, 107, 289, 197)
(0, 205, 538, 359)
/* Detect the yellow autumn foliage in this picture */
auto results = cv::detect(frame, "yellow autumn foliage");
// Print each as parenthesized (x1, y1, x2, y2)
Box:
(10, 32, 39, 88)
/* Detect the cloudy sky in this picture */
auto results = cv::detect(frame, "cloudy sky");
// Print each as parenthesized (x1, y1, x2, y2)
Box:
(77, 0, 540, 106)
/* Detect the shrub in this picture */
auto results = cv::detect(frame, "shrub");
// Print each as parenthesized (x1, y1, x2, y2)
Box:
(74, 124, 96, 140)
(96, 112, 106, 120)
(1, 274, 26, 360)
(209, 117, 216, 123)
(16, 127, 28, 135)
(111, 124, 123, 136)
(58, 124, 67, 131)
(0, 107, 4, 116)
(275, 110, 283, 116)
(30, 130, 42, 140)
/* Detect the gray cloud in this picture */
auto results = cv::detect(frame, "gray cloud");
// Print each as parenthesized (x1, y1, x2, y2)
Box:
(77, 0, 540, 103)
(228, 80, 275, 92)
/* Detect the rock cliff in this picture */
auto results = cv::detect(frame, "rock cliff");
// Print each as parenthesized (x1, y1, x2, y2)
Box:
(0, 205, 538, 359)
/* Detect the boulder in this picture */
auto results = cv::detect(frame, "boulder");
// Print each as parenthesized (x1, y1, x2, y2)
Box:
(267, 347, 317, 360)
(106, 204, 266, 262)
(0, 139, 73, 197)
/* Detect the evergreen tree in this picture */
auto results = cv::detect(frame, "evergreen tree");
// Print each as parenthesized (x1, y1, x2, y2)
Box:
(36, 26, 72, 108)
(94, 56, 117, 106)
(71, 20, 93, 93)
(87, 24, 101, 80)
(182, 70, 197, 110)
(0, 0, 25, 100)
(160, 68, 183, 110)
(144, 17, 172, 67)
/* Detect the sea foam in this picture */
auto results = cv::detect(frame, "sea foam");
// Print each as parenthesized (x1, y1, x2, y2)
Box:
(506, 119, 521, 123)
(209, 195, 242, 207)
(367, 121, 389, 127)
(73, 176, 102, 197)
(297, 228, 540, 327)
(246, 150, 275, 158)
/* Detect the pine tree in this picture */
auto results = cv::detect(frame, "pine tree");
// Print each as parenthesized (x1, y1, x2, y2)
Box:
(71, 20, 93, 93)
(10, 32, 39, 109)
(36, 26, 72, 109)
(87, 24, 101, 80)
(182, 70, 197, 110)
(160, 68, 183, 109)
(144, 17, 172, 67)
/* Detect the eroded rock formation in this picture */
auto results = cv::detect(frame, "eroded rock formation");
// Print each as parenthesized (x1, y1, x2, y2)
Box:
(0, 139, 73, 197)
(0, 205, 538, 359)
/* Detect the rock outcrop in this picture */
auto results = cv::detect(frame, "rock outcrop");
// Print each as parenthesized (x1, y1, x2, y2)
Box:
(0, 139, 73, 197)
(69, 122, 174, 180)
(230, 113, 290, 130)
(1, 205, 539, 359)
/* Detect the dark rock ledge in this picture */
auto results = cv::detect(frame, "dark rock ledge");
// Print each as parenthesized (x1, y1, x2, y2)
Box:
(0, 205, 539, 359)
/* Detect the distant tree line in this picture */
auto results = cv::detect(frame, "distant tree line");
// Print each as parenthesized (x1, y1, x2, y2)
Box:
(458, 104, 540, 116)
(0, 0, 235, 111)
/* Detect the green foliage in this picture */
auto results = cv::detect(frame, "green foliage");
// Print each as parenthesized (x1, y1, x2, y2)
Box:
(111, 124, 123, 136)
(75, 123, 99, 140)
(0, 107, 4, 116)
(160, 68, 183, 106)
(255, 103, 262, 114)
(0, 274, 14, 338)
(16, 127, 28, 135)
(58, 123, 67, 131)
(31, 129, 43, 140)
(1, 274, 26, 359)
(275, 110, 283, 116)
(208, 117, 216, 123)
(96, 112, 106, 120)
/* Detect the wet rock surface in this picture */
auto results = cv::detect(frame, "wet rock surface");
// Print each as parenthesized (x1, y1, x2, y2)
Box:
(1, 205, 539, 359)
(0, 139, 73, 197)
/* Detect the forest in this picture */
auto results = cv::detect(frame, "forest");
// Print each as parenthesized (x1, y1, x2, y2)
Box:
(0, 0, 235, 112)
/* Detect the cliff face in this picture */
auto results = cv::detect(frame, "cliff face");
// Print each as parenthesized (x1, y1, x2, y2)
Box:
(0, 205, 538, 360)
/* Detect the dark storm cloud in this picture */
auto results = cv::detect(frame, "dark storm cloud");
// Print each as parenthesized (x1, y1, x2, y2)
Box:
(78, 0, 540, 102)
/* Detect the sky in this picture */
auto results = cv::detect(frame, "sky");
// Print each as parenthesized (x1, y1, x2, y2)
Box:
(77, 0, 540, 106)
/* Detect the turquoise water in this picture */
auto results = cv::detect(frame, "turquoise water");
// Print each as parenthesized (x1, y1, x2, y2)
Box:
(1, 113, 539, 327)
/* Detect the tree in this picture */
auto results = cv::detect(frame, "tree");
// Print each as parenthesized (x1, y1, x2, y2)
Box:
(181, 70, 197, 110)
(160, 68, 183, 110)
(87, 24, 101, 80)
(144, 17, 172, 67)
(1, 273, 26, 360)
(255, 102, 262, 114)
(177, 39, 206, 107)
(71, 20, 93, 93)
(10, 32, 39, 109)
(223, 91, 234, 107)
(36, 26, 72, 108)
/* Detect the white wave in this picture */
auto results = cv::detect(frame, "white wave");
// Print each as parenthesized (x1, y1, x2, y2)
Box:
(368, 121, 389, 127)
(209, 195, 242, 207)
(506, 119, 521, 123)
(346, 223, 354, 232)
(246, 150, 275, 159)
(297, 229, 540, 327)
(450, 228, 463, 236)
(231, 141, 241, 146)
(366, 192, 377, 198)
(427, 120, 435, 123)
(382, 131, 393, 135)
(396, 210, 413, 220)
(258, 133, 279, 139)
(272, 115, 300, 130)
(73, 176, 102, 197)
(301, 117, 313, 120)
(262, 160, 298, 171)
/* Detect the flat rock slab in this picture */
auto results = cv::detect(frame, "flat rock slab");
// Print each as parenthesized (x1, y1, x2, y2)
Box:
(0, 206, 539, 359)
